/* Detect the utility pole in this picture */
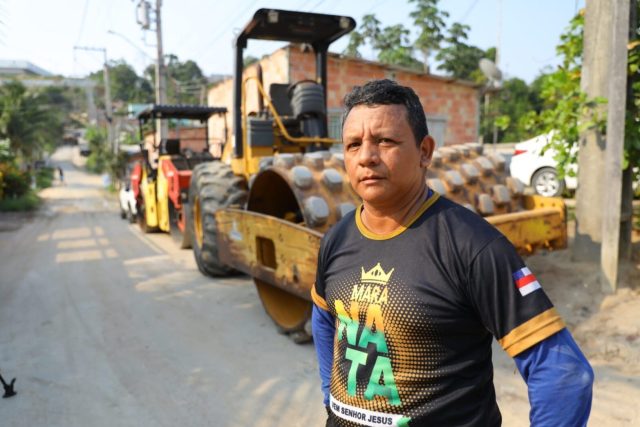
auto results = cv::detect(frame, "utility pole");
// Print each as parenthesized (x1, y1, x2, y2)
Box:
(574, 0, 615, 262)
(74, 46, 114, 153)
(154, 0, 168, 141)
(600, 0, 630, 290)
(492, 0, 502, 148)
(136, 0, 168, 143)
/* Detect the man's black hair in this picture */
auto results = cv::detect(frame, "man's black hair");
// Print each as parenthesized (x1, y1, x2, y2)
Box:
(342, 79, 429, 145)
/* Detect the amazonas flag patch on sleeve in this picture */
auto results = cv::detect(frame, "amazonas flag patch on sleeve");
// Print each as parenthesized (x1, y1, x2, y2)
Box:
(513, 267, 541, 296)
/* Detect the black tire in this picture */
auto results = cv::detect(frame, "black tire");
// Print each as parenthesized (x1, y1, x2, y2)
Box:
(169, 201, 192, 249)
(531, 167, 565, 197)
(189, 162, 248, 277)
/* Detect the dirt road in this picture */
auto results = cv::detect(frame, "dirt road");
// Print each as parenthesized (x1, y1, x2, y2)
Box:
(1, 147, 638, 426)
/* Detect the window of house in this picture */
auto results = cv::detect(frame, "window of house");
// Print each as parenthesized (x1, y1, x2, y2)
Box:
(327, 109, 343, 141)
(427, 115, 447, 148)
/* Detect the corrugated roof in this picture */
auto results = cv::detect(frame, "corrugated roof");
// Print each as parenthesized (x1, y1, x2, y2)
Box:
(0, 60, 53, 77)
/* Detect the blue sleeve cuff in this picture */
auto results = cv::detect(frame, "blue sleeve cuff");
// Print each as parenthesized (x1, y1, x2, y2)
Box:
(514, 328, 594, 426)
(312, 304, 335, 406)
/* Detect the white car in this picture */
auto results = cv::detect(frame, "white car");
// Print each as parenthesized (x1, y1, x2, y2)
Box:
(510, 133, 577, 197)
(119, 182, 137, 223)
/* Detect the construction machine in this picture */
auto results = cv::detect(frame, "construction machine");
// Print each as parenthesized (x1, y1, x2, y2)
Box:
(131, 105, 227, 248)
(190, 9, 567, 342)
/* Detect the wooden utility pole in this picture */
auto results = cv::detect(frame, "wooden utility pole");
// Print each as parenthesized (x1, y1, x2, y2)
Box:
(600, 0, 630, 290)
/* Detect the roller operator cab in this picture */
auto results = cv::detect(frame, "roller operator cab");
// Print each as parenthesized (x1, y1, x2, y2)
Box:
(192, 8, 567, 343)
(132, 104, 227, 249)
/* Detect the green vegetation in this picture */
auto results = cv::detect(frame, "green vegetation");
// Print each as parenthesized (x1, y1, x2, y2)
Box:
(0, 141, 48, 212)
(521, 6, 640, 184)
(85, 126, 112, 174)
(0, 191, 40, 212)
(0, 81, 68, 163)
(35, 167, 54, 189)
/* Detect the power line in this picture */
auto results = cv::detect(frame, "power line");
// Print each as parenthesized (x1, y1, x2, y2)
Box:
(195, 0, 260, 61)
(456, 0, 480, 24)
(75, 0, 91, 45)
(309, 0, 325, 12)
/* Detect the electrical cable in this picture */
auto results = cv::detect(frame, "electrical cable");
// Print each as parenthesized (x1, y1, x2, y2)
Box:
(456, 0, 480, 24)
(75, 0, 91, 45)
(194, 0, 260, 61)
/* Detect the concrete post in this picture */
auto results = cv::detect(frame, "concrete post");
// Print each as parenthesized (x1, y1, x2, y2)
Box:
(600, 0, 630, 290)
(574, 0, 614, 261)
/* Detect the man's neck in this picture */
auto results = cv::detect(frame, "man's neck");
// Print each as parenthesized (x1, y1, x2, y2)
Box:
(360, 185, 429, 235)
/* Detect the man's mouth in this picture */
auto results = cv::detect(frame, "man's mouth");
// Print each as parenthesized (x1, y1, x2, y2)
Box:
(359, 175, 383, 183)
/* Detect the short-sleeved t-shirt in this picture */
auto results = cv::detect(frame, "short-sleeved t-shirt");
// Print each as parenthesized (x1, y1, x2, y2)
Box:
(311, 192, 565, 427)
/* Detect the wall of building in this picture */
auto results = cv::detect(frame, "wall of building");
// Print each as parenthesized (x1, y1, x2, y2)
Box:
(207, 45, 479, 149)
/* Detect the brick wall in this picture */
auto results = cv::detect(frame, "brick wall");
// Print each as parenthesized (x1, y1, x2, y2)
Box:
(207, 45, 479, 148)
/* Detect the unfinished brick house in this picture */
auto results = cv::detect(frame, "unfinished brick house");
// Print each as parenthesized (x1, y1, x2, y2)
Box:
(207, 44, 480, 154)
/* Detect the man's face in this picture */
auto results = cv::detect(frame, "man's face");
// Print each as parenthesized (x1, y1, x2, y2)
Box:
(342, 104, 434, 209)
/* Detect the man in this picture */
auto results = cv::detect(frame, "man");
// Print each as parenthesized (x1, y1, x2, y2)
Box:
(311, 79, 593, 426)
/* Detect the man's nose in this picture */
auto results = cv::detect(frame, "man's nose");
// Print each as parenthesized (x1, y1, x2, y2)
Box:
(358, 140, 380, 166)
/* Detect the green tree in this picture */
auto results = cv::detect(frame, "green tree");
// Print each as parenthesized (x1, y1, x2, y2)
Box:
(482, 78, 540, 143)
(0, 81, 64, 163)
(344, 31, 365, 58)
(146, 54, 208, 105)
(91, 60, 153, 106)
(435, 22, 489, 81)
(342, 14, 379, 59)
(521, 12, 604, 178)
(524, 6, 639, 183)
(342, 14, 420, 70)
(409, 0, 449, 72)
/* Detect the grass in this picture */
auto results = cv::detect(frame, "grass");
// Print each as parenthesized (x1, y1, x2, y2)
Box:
(0, 191, 41, 212)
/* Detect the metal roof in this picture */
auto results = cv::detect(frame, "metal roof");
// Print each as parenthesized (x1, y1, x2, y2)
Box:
(137, 104, 227, 121)
(0, 60, 53, 77)
(236, 9, 355, 48)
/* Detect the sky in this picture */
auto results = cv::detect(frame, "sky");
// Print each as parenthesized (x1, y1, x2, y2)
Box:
(1, 0, 584, 83)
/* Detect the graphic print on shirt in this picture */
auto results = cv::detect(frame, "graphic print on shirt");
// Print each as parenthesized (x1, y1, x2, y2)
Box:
(328, 262, 445, 427)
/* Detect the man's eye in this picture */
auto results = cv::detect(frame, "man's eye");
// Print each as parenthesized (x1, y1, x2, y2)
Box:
(346, 142, 361, 150)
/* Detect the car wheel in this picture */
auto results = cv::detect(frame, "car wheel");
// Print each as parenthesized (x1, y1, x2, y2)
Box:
(531, 167, 565, 197)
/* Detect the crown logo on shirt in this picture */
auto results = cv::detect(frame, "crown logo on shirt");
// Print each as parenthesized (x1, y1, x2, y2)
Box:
(361, 263, 394, 285)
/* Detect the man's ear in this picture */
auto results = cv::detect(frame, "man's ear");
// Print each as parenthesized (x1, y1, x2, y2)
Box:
(419, 135, 436, 168)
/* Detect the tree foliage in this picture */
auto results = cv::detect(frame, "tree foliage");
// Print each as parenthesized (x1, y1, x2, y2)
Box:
(343, 14, 420, 70)
(91, 60, 154, 106)
(0, 81, 67, 163)
(343, 2, 491, 79)
(520, 10, 640, 183)
(409, 0, 449, 72)
(435, 23, 489, 81)
(145, 54, 207, 105)
(625, 8, 640, 181)
(523, 12, 597, 177)
(480, 77, 543, 143)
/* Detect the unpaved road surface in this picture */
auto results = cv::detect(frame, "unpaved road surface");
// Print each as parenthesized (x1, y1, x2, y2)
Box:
(1, 147, 638, 426)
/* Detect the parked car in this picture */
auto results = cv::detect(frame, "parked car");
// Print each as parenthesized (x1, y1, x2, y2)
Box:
(119, 181, 137, 223)
(510, 133, 577, 197)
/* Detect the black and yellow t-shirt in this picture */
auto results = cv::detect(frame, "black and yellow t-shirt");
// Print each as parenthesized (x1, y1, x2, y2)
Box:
(311, 192, 565, 427)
